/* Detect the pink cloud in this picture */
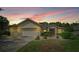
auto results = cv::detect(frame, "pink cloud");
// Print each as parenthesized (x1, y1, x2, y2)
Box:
(59, 13, 78, 20)
(58, 12, 79, 23)
(1, 10, 63, 21)
(31, 10, 67, 21)
(0, 8, 77, 23)
(0, 13, 34, 20)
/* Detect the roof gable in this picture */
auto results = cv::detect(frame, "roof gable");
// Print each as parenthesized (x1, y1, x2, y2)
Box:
(18, 18, 41, 27)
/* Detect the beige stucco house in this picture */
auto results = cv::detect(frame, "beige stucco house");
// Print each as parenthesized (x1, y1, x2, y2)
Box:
(10, 18, 42, 39)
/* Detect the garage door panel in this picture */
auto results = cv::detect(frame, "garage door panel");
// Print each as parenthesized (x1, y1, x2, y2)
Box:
(22, 28, 39, 37)
(22, 31, 38, 36)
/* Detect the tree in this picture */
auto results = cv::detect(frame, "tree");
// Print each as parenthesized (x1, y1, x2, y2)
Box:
(0, 16, 10, 36)
(55, 22, 62, 27)
(0, 8, 4, 11)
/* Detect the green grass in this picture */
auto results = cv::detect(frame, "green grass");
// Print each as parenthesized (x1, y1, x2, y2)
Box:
(17, 38, 79, 52)
(17, 39, 64, 52)
(64, 40, 79, 52)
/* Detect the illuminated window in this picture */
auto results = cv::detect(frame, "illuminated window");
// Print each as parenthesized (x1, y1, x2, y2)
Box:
(43, 30, 47, 32)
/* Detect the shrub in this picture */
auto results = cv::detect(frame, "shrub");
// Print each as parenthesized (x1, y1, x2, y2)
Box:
(71, 35, 79, 40)
(41, 32, 51, 39)
(60, 31, 72, 39)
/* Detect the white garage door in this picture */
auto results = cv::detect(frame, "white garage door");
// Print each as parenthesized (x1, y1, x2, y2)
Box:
(22, 28, 39, 37)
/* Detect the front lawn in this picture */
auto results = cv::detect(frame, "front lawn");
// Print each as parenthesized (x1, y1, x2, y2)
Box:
(17, 39, 64, 52)
(64, 39, 79, 52)
(17, 38, 79, 52)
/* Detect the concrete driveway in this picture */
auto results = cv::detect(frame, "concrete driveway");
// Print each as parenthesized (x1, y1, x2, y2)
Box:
(0, 36, 34, 52)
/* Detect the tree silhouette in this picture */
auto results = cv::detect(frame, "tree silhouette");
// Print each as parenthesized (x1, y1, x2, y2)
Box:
(0, 16, 10, 36)
(0, 8, 4, 11)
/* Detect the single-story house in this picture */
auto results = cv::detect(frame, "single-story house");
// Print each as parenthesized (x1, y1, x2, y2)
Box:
(10, 18, 42, 39)
(10, 18, 64, 40)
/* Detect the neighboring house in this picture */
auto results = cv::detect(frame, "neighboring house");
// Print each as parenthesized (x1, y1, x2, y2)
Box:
(10, 18, 42, 39)
(72, 24, 79, 36)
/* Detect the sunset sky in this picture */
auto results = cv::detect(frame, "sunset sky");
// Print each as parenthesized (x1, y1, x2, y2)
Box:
(0, 7, 79, 25)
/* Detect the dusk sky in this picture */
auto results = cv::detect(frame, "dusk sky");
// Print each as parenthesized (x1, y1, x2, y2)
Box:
(0, 7, 79, 25)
